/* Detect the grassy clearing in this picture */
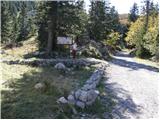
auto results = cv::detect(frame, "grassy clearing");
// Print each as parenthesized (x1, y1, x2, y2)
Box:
(1, 62, 94, 118)
(0, 36, 38, 61)
(1, 37, 108, 118)
(0, 37, 93, 118)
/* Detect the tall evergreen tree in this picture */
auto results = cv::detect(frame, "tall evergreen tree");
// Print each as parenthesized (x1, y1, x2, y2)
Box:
(128, 3, 139, 22)
(1, 1, 13, 44)
(88, 0, 107, 41)
(36, 1, 87, 52)
(1, 1, 36, 44)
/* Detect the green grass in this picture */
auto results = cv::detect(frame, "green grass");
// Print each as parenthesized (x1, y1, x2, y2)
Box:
(1, 38, 110, 119)
(1, 61, 114, 119)
(1, 62, 94, 119)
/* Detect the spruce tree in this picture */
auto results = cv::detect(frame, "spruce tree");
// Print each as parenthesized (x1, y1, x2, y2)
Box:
(1, 1, 13, 44)
(128, 3, 139, 22)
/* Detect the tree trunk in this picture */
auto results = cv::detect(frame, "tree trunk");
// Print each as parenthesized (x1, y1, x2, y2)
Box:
(145, 0, 149, 31)
(47, 1, 58, 54)
(47, 20, 53, 53)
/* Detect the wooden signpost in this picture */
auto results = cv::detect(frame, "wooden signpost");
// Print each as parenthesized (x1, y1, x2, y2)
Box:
(57, 37, 73, 57)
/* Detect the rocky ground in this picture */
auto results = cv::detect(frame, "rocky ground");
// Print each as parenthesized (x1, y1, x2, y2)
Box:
(103, 51, 159, 119)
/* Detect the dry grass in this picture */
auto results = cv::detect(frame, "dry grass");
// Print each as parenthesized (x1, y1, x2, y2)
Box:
(0, 36, 38, 61)
(133, 57, 159, 68)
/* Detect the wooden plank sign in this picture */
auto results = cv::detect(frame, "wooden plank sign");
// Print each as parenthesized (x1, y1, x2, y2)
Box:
(57, 37, 72, 45)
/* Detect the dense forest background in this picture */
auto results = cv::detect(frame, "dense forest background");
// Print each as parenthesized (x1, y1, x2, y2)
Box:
(1, 0, 159, 61)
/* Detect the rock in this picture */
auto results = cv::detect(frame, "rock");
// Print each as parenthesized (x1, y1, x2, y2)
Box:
(86, 79, 93, 84)
(85, 66, 90, 70)
(81, 84, 90, 90)
(87, 90, 99, 101)
(67, 68, 71, 72)
(87, 91, 93, 101)
(54, 62, 66, 70)
(57, 97, 68, 104)
(70, 91, 75, 96)
(79, 91, 88, 102)
(34, 83, 46, 91)
(86, 100, 95, 105)
(71, 71, 75, 75)
(94, 79, 100, 85)
(76, 101, 85, 109)
(75, 89, 82, 99)
(0, 50, 6, 54)
(67, 95, 75, 105)
(33, 51, 40, 56)
(94, 90, 100, 95)
(90, 82, 97, 89)
(82, 82, 97, 90)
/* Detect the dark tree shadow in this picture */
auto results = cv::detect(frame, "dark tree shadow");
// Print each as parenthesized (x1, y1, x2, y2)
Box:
(111, 51, 159, 72)
(103, 82, 143, 119)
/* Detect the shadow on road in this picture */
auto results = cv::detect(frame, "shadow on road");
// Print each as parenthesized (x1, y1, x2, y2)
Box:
(111, 52, 159, 73)
(104, 82, 142, 119)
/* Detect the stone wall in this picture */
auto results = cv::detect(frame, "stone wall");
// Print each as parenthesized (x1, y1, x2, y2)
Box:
(1, 58, 108, 68)
(1, 57, 109, 108)
(57, 63, 108, 109)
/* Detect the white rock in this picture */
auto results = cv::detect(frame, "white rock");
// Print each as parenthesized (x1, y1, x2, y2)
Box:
(81, 84, 90, 90)
(86, 79, 93, 84)
(75, 89, 82, 99)
(79, 91, 88, 102)
(34, 83, 45, 90)
(0, 50, 5, 54)
(33, 51, 40, 56)
(85, 66, 90, 70)
(90, 82, 97, 89)
(54, 63, 66, 70)
(76, 101, 85, 109)
(87, 90, 99, 101)
(94, 90, 100, 95)
(67, 95, 75, 105)
(57, 97, 68, 104)
(94, 80, 100, 85)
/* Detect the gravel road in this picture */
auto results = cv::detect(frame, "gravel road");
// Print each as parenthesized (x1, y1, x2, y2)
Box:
(104, 51, 159, 119)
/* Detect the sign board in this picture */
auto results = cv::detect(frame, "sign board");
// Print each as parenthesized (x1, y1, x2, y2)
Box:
(57, 37, 72, 44)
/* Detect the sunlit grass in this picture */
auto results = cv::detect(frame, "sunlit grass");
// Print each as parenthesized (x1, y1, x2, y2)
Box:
(133, 57, 159, 68)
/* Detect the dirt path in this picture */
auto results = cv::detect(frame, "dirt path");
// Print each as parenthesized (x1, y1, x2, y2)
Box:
(104, 51, 159, 119)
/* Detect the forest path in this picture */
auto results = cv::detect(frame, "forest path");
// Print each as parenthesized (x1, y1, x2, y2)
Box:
(103, 51, 159, 118)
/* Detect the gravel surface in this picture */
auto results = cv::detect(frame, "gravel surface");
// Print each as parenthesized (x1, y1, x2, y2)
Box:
(104, 51, 159, 119)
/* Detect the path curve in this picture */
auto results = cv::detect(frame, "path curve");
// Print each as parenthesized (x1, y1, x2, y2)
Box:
(104, 51, 159, 119)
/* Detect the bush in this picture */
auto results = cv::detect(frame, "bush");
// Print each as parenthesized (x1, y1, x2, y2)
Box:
(103, 31, 120, 49)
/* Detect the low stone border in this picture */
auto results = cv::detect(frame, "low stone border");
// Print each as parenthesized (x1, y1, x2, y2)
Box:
(1, 57, 109, 108)
(1, 58, 108, 67)
(57, 63, 108, 109)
